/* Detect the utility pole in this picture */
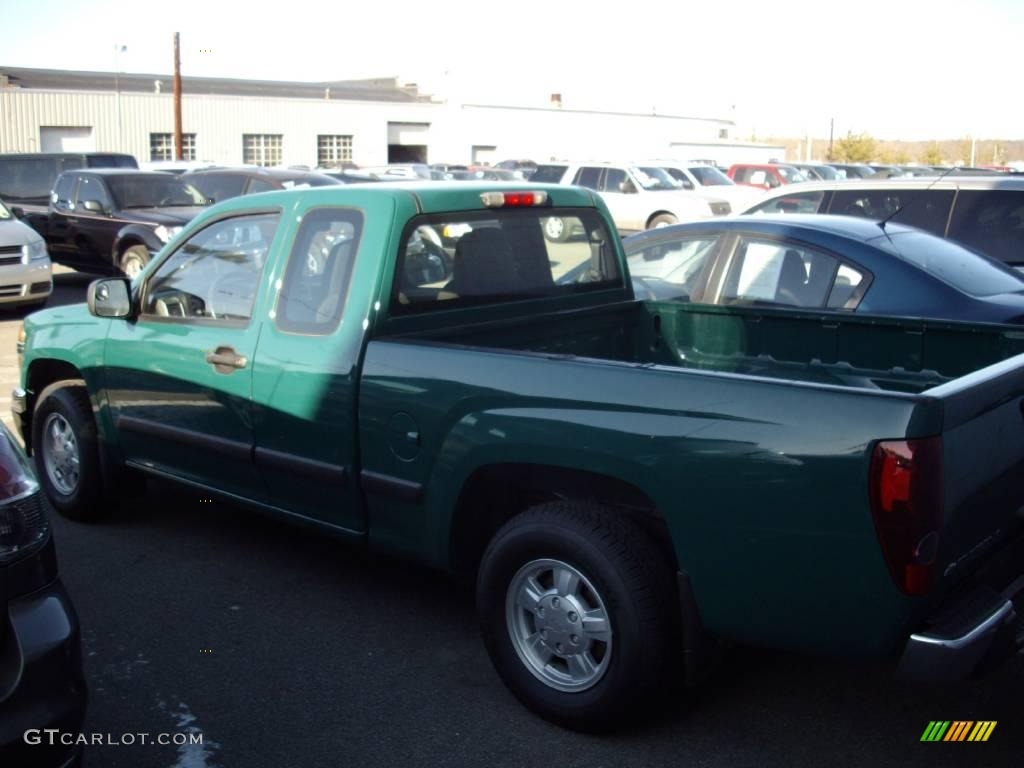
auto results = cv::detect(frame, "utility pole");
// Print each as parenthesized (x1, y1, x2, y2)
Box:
(114, 44, 126, 151)
(969, 135, 976, 166)
(828, 117, 834, 161)
(173, 32, 183, 160)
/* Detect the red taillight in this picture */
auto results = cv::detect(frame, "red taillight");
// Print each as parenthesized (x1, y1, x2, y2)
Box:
(869, 437, 944, 595)
(479, 191, 549, 207)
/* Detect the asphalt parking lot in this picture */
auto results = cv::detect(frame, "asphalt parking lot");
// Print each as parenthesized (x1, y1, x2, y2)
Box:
(2, 272, 1022, 768)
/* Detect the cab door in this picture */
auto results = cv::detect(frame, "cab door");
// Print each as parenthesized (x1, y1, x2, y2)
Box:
(250, 197, 393, 533)
(103, 210, 282, 502)
(71, 175, 118, 267)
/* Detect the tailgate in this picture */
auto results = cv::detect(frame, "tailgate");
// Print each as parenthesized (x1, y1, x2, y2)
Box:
(930, 353, 1024, 589)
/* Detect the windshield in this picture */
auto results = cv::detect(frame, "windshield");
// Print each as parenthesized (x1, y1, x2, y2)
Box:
(634, 166, 681, 191)
(811, 165, 842, 180)
(688, 166, 733, 186)
(87, 154, 138, 169)
(883, 231, 1024, 297)
(107, 175, 208, 208)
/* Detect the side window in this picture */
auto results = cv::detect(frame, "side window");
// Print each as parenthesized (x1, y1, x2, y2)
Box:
(529, 165, 567, 183)
(52, 175, 78, 211)
(247, 178, 277, 194)
(947, 190, 1024, 264)
(187, 173, 246, 204)
(826, 263, 867, 309)
(143, 213, 279, 322)
(0, 158, 57, 201)
(720, 238, 838, 308)
(748, 170, 767, 186)
(748, 191, 826, 215)
(830, 189, 953, 235)
(602, 168, 628, 193)
(75, 176, 113, 211)
(276, 208, 363, 334)
(572, 167, 602, 190)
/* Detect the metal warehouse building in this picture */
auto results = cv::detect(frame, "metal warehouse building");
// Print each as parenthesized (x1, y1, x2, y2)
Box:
(0, 66, 772, 167)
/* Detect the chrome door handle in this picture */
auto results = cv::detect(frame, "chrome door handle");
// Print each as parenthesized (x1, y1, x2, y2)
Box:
(205, 346, 248, 373)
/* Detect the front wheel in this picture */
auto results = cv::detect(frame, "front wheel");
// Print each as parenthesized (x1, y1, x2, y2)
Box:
(477, 501, 681, 731)
(542, 216, 572, 243)
(647, 213, 678, 229)
(32, 381, 107, 521)
(119, 245, 150, 279)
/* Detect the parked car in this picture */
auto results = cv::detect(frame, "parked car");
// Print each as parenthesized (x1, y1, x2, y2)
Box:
(727, 163, 809, 190)
(741, 176, 1024, 269)
(15, 183, 1024, 731)
(0, 152, 138, 208)
(868, 164, 910, 179)
(0, 420, 86, 767)
(785, 162, 845, 181)
(0, 199, 52, 310)
(621, 214, 1024, 322)
(493, 159, 538, 178)
(44, 168, 209, 277)
(140, 160, 220, 175)
(640, 161, 761, 213)
(181, 166, 342, 204)
(531, 162, 719, 239)
(826, 163, 877, 179)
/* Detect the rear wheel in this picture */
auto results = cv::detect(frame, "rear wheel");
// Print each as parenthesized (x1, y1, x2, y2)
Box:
(32, 381, 107, 521)
(119, 245, 150, 279)
(477, 501, 681, 731)
(648, 213, 678, 229)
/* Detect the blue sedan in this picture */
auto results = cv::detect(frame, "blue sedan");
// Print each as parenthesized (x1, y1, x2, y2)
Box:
(620, 214, 1024, 324)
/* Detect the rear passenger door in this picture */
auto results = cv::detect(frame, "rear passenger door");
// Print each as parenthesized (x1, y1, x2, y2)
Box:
(46, 174, 79, 261)
(251, 198, 390, 533)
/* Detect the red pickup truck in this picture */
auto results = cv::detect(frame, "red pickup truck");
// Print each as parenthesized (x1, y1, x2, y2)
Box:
(728, 163, 806, 190)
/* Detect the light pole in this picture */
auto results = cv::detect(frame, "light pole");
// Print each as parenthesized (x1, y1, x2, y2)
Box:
(114, 44, 127, 151)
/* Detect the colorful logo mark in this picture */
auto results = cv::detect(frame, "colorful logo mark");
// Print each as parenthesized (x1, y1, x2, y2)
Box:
(921, 721, 996, 742)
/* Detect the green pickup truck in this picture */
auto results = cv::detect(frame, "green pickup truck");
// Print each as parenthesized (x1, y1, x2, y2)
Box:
(13, 183, 1024, 730)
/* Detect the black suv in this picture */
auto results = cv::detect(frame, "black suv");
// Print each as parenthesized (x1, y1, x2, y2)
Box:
(181, 166, 341, 204)
(47, 169, 208, 277)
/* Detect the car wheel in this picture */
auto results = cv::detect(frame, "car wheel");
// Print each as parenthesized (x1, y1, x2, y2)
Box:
(648, 213, 678, 229)
(32, 380, 106, 521)
(119, 245, 150, 279)
(477, 501, 681, 731)
(542, 216, 571, 243)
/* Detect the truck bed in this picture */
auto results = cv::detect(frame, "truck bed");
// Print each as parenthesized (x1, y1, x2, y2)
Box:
(404, 300, 1024, 395)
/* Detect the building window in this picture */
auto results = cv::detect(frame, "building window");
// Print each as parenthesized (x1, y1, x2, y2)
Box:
(718, 128, 729, 139)
(149, 133, 196, 161)
(317, 135, 353, 167)
(243, 134, 283, 167)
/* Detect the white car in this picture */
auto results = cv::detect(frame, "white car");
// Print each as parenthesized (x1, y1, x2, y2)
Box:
(529, 162, 727, 239)
(0, 200, 53, 309)
(646, 160, 765, 213)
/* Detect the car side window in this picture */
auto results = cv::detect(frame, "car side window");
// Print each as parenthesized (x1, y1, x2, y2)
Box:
(748, 170, 767, 186)
(142, 213, 280, 323)
(947, 190, 1024, 265)
(275, 208, 363, 334)
(572, 167, 602, 190)
(748, 191, 826, 215)
(720, 238, 838, 308)
(52, 175, 78, 211)
(75, 176, 113, 211)
(602, 168, 628, 193)
(732, 167, 749, 183)
(626, 236, 719, 298)
(186, 173, 246, 204)
(826, 263, 867, 309)
(247, 178, 277, 194)
(830, 189, 953, 235)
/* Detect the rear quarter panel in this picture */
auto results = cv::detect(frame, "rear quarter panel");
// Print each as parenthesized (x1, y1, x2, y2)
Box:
(359, 341, 941, 655)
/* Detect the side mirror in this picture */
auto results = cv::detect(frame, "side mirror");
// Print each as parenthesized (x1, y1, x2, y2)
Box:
(619, 179, 637, 194)
(10, 206, 24, 219)
(81, 199, 107, 214)
(87, 278, 132, 318)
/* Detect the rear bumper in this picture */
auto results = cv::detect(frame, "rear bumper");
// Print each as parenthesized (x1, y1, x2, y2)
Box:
(897, 578, 1024, 681)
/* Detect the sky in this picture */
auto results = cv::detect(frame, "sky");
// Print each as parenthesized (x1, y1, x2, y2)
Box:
(1, 0, 1022, 140)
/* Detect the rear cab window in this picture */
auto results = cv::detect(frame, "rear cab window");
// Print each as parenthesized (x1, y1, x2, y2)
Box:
(391, 207, 622, 314)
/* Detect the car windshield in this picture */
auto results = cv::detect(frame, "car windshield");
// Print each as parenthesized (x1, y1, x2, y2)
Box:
(883, 231, 1024, 297)
(634, 166, 681, 190)
(810, 165, 842, 180)
(106, 175, 208, 208)
(688, 166, 733, 186)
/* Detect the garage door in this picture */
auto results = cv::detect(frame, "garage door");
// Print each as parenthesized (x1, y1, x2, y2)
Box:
(40, 126, 95, 153)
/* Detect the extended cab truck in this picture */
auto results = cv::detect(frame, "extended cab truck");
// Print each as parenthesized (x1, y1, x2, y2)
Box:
(12, 185, 1024, 730)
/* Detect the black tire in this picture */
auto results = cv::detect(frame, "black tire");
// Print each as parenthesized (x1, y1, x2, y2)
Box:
(119, 245, 150, 279)
(32, 380, 107, 521)
(542, 216, 572, 243)
(647, 213, 678, 229)
(477, 501, 681, 731)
